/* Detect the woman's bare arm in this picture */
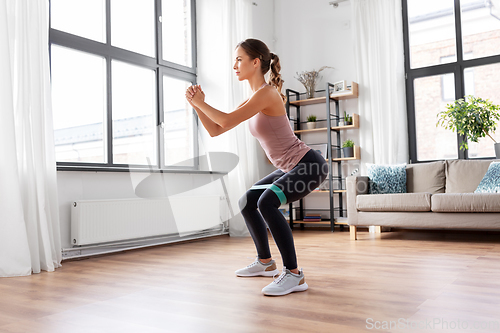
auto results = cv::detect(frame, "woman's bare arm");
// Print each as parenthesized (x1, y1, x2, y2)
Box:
(191, 88, 270, 129)
(190, 98, 249, 137)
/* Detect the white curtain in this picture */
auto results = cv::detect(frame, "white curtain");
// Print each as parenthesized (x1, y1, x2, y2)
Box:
(197, 0, 259, 237)
(351, 0, 409, 174)
(0, 0, 62, 277)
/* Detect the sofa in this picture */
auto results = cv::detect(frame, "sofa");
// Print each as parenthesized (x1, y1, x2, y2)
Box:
(347, 159, 500, 240)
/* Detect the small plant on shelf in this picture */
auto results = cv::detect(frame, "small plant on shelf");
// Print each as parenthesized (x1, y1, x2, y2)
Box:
(342, 139, 354, 148)
(306, 115, 317, 130)
(342, 139, 355, 158)
(344, 111, 353, 125)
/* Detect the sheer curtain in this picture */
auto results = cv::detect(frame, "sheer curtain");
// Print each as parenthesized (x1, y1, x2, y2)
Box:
(351, 0, 409, 174)
(0, 0, 62, 277)
(197, 0, 259, 237)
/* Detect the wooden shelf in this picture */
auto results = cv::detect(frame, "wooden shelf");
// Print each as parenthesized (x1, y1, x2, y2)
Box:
(330, 82, 359, 100)
(289, 82, 359, 106)
(331, 113, 360, 130)
(290, 218, 349, 225)
(332, 145, 360, 161)
(335, 217, 349, 225)
(294, 113, 359, 134)
(311, 190, 346, 193)
(285, 81, 359, 232)
(289, 97, 327, 106)
(294, 127, 329, 134)
(291, 220, 332, 225)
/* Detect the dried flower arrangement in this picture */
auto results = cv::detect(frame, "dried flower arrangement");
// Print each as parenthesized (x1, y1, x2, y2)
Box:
(294, 66, 334, 99)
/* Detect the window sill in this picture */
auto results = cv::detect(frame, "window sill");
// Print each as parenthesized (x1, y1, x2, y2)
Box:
(56, 165, 227, 175)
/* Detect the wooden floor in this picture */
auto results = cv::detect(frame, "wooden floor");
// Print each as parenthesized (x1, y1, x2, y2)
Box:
(1, 228, 500, 333)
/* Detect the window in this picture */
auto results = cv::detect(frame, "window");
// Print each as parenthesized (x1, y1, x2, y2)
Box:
(49, 0, 197, 170)
(403, 0, 500, 162)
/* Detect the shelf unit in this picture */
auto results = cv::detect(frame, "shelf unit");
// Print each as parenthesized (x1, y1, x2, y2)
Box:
(285, 82, 359, 232)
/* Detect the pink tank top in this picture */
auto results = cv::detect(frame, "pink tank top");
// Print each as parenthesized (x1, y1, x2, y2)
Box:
(248, 83, 311, 173)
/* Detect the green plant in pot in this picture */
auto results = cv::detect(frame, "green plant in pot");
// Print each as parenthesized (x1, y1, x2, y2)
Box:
(306, 115, 317, 130)
(342, 139, 355, 158)
(436, 95, 500, 158)
(344, 111, 353, 126)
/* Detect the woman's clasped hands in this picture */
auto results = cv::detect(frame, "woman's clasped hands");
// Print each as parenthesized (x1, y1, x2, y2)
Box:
(185, 84, 205, 108)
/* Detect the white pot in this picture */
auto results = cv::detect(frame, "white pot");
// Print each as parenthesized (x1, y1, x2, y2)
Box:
(306, 122, 316, 130)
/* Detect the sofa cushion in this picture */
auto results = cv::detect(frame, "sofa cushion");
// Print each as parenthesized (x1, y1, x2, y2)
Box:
(367, 163, 407, 194)
(357, 193, 431, 212)
(475, 162, 500, 193)
(432, 193, 500, 212)
(406, 161, 445, 194)
(445, 159, 499, 193)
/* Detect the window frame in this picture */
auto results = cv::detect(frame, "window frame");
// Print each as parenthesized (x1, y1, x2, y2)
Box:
(402, 0, 500, 163)
(49, 0, 200, 172)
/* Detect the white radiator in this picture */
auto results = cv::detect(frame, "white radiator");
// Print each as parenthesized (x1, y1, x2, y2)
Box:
(71, 195, 223, 246)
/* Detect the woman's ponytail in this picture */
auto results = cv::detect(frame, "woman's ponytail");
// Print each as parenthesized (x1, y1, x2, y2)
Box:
(269, 53, 286, 104)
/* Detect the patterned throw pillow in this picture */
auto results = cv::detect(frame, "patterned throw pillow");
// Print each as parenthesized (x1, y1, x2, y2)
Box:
(367, 163, 407, 194)
(474, 162, 500, 193)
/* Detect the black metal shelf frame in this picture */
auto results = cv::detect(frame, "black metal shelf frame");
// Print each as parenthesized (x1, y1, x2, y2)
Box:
(285, 82, 347, 232)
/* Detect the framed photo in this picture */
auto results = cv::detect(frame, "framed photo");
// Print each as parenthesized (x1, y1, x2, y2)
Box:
(279, 205, 296, 220)
(332, 80, 346, 93)
(278, 207, 289, 220)
(308, 143, 328, 159)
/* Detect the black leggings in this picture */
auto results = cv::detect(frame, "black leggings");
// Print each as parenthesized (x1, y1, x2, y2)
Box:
(238, 149, 328, 270)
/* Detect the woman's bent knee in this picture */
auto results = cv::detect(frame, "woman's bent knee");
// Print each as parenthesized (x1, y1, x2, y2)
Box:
(257, 191, 281, 211)
(238, 194, 249, 211)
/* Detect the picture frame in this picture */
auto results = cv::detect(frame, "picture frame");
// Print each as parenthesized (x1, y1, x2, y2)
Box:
(308, 143, 328, 159)
(279, 205, 296, 220)
(332, 80, 347, 93)
(278, 207, 289, 220)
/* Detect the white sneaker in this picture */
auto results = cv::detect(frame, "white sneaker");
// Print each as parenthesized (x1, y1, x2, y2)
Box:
(235, 257, 279, 277)
(261, 267, 308, 296)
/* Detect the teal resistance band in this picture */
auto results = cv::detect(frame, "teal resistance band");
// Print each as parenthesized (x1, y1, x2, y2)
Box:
(250, 184, 287, 205)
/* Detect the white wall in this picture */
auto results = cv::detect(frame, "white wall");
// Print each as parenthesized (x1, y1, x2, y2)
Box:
(275, 0, 356, 93)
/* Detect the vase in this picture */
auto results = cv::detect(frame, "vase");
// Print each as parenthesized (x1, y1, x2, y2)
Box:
(495, 143, 500, 159)
(342, 147, 354, 158)
(306, 122, 316, 130)
(305, 84, 316, 99)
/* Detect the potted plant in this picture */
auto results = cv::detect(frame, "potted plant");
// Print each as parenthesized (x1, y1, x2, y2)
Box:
(306, 115, 317, 129)
(342, 139, 355, 158)
(344, 111, 353, 126)
(294, 66, 334, 99)
(437, 95, 500, 158)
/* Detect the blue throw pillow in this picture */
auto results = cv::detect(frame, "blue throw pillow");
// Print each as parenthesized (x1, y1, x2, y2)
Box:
(367, 163, 407, 194)
(474, 162, 500, 193)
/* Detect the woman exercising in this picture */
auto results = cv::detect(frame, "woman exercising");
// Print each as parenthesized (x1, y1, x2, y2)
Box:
(185, 38, 327, 296)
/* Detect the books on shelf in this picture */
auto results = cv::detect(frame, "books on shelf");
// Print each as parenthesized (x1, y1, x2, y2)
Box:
(303, 214, 322, 222)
